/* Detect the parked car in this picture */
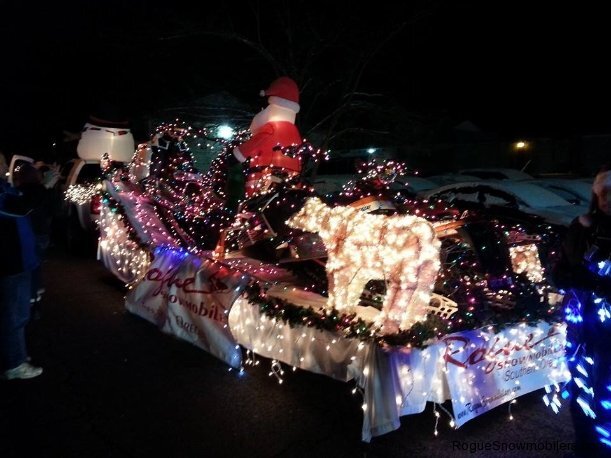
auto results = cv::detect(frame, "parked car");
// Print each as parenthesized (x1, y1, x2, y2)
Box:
(62, 158, 104, 232)
(421, 180, 585, 277)
(77, 119, 135, 163)
(397, 175, 439, 194)
(312, 152, 395, 195)
(312, 174, 356, 195)
(527, 178, 593, 206)
(425, 173, 482, 187)
(422, 180, 585, 227)
(7, 154, 35, 185)
(61, 116, 135, 251)
(457, 168, 534, 181)
(313, 173, 438, 198)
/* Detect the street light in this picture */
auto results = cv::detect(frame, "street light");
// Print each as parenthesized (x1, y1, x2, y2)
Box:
(514, 141, 528, 151)
(217, 125, 234, 139)
(513, 140, 531, 171)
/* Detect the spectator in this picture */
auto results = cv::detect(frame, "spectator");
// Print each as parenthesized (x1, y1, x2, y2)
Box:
(0, 152, 7, 180)
(554, 166, 611, 456)
(0, 153, 43, 380)
(13, 162, 60, 316)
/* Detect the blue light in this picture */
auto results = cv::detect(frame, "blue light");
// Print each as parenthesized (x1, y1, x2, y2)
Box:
(153, 245, 191, 262)
(565, 297, 584, 323)
(597, 301, 611, 322)
(561, 287, 611, 442)
(577, 397, 597, 419)
(565, 312, 583, 324)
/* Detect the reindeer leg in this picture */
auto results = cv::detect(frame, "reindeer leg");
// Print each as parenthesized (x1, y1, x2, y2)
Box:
(382, 255, 421, 333)
(345, 272, 368, 312)
(328, 266, 367, 313)
(327, 265, 349, 312)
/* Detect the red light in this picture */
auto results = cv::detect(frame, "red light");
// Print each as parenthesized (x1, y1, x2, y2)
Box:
(90, 194, 102, 214)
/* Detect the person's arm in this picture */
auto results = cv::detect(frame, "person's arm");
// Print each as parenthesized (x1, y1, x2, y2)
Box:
(554, 218, 593, 289)
(233, 124, 275, 163)
(0, 186, 34, 217)
(553, 217, 611, 295)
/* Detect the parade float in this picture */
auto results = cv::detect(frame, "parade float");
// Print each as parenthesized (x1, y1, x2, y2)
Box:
(93, 77, 569, 442)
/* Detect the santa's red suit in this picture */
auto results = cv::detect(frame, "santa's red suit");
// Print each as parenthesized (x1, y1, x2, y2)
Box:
(234, 77, 303, 196)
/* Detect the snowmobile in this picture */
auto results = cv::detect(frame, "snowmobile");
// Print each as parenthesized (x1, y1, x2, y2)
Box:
(214, 157, 561, 323)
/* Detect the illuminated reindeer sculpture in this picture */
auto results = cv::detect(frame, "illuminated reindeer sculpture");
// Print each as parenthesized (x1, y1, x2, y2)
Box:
(286, 197, 441, 334)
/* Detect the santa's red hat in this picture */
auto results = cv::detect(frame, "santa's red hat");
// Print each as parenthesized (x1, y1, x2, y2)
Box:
(260, 76, 300, 113)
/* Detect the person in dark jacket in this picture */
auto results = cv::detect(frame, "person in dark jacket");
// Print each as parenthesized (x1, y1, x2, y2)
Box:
(0, 157, 43, 380)
(13, 162, 59, 316)
(554, 167, 611, 456)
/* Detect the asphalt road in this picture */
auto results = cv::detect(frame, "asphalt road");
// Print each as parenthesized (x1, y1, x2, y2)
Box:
(0, 246, 576, 458)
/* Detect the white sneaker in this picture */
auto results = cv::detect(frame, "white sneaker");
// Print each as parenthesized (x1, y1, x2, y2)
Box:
(3, 362, 43, 380)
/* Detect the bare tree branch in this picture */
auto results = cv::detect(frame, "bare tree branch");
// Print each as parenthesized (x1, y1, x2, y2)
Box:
(328, 127, 391, 143)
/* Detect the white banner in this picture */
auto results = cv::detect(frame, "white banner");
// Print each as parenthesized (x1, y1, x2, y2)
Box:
(442, 322, 569, 427)
(126, 247, 250, 368)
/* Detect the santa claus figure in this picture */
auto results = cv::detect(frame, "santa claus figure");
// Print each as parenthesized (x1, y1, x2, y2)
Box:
(233, 76, 303, 196)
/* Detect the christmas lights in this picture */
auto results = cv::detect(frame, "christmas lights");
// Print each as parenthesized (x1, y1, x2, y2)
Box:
(92, 111, 577, 444)
(509, 243, 545, 283)
(65, 182, 101, 206)
(98, 203, 151, 285)
(287, 197, 441, 333)
(557, 285, 611, 449)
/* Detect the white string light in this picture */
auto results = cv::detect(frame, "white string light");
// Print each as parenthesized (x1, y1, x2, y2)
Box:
(509, 244, 544, 283)
(269, 359, 285, 384)
(65, 182, 101, 206)
(508, 399, 517, 420)
(98, 203, 151, 285)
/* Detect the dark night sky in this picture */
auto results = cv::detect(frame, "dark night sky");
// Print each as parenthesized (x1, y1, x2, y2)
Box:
(1, 1, 610, 156)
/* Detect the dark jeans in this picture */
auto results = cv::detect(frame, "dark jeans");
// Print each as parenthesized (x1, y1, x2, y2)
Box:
(0, 271, 32, 371)
(31, 234, 50, 301)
